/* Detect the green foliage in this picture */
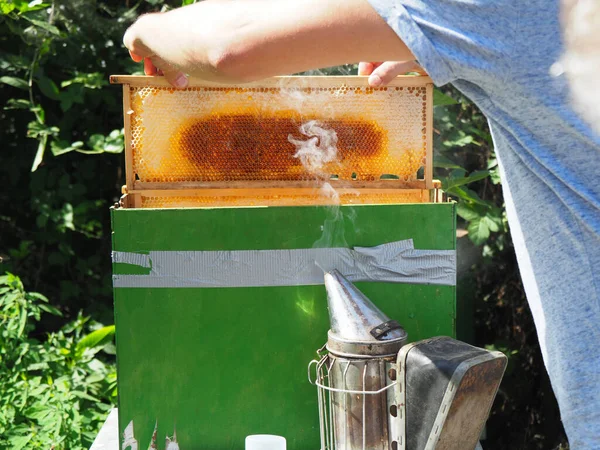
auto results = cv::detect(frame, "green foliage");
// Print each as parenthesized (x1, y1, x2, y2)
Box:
(0, 1, 128, 172)
(0, 273, 116, 450)
(433, 88, 506, 248)
(0, 0, 182, 324)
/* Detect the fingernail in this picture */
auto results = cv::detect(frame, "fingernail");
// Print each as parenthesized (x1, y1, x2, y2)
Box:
(369, 74, 382, 87)
(174, 73, 188, 88)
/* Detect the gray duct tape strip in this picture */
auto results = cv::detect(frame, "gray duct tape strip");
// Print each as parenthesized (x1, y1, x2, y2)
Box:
(112, 251, 151, 268)
(112, 239, 456, 288)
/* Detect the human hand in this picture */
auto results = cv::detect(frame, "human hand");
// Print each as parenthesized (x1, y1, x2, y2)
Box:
(358, 61, 426, 86)
(123, 13, 189, 89)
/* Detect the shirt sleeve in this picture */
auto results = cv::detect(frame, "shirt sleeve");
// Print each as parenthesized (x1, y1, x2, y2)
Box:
(366, 0, 520, 87)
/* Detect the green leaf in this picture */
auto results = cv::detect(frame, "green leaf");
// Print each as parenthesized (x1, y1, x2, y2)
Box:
(75, 325, 115, 357)
(447, 185, 490, 207)
(443, 130, 480, 148)
(0, 76, 28, 90)
(37, 76, 60, 100)
(22, 16, 61, 35)
(1, 3, 16, 14)
(4, 98, 32, 110)
(433, 154, 462, 169)
(467, 217, 490, 246)
(27, 121, 58, 139)
(38, 303, 62, 316)
(25, 405, 52, 420)
(456, 202, 481, 222)
(27, 362, 49, 371)
(489, 166, 502, 185)
(27, 291, 49, 302)
(23, 1, 51, 12)
(31, 134, 47, 172)
(72, 390, 101, 402)
(88, 134, 104, 150)
(482, 212, 503, 233)
(8, 434, 32, 450)
(433, 88, 458, 106)
(18, 307, 28, 337)
(50, 140, 75, 156)
(61, 72, 106, 89)
(445, 170, 490, 190)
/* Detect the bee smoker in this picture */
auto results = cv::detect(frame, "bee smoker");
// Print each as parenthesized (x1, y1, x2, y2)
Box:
(309, 270, 507, 450)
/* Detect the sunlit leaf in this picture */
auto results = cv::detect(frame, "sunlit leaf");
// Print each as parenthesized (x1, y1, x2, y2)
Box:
(38, 303, 62, 316)
(4, 98, 31, 110)
(467, 217, 490, 246)
(456, 202, 481, 221)
(31, 135, 47, 172)
(75, 325, 115, 357)
(72, 390, 101, 402)
(447, 185, 490, 207)
(0, 3, 16, 14)
(8, 434, 32, 450)
(1, 76, 28, 90)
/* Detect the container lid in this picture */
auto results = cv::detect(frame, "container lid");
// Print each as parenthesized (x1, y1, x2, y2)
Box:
(324, 270, 407, 358)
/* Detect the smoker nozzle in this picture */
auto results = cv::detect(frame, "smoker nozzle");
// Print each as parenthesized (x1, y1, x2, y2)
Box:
(324, 270, 407, 358)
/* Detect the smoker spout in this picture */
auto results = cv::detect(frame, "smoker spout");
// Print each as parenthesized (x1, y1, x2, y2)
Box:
(324, 270, 407, 358)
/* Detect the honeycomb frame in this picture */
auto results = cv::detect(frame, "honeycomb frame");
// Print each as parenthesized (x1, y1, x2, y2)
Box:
(111, 75, 434, 208)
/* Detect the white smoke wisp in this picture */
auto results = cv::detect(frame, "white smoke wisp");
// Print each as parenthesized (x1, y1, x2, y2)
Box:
(313, 182, 345, 248)
(288, 120, 339, 177)
(556, 0, 600, 134)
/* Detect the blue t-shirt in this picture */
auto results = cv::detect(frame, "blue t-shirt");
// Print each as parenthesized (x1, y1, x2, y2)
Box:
(366, 0, 600, 447)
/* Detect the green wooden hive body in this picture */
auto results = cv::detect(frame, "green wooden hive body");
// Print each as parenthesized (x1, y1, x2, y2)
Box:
(112, 203, 457, 449)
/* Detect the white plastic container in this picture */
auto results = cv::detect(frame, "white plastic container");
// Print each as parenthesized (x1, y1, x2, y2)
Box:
(245, 435, 286, 450)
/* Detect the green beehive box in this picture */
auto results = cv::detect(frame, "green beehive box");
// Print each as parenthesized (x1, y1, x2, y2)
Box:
(112, 204, 456, 449)
(110, 75, 456, 449)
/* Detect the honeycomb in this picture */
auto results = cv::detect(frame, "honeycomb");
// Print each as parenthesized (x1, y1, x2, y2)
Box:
(127, 83, 428, 183)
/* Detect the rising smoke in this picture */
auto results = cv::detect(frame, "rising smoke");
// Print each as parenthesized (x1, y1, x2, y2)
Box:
(287, 120, 339, 177)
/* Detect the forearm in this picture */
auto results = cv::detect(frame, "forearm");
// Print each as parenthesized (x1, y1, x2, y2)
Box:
(124, 0, 414, 82)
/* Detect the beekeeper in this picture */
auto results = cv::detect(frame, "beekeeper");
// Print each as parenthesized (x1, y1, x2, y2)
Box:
(122, 1, 600, 448)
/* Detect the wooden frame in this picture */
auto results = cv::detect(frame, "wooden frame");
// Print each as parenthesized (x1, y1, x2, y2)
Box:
(110, 74, 433, 88)
(112, 75, 436, 207)
(121, 85, 134, 189)
(425, 83, 434, 189)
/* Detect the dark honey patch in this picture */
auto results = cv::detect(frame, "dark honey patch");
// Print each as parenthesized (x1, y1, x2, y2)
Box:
(173, 113, 386, 180)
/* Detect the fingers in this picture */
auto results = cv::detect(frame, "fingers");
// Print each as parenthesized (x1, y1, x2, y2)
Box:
(368, 61, 426, 86)
(144, 57, 158, 75)
(148, 54, 188, 89)
(358, 62, 383, 76)
(129, 50, 144, 63)
(358, 62, 374, 75)
(123, 15, 188, 89)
